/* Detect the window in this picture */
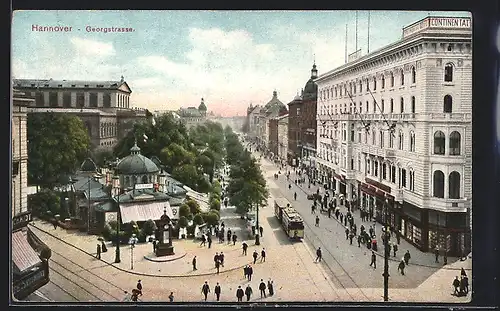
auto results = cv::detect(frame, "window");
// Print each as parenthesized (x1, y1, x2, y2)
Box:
(373, 101, 376, 113)
(444, 63, 453, 82)
(366, 79, 369, 90)
(77, 92, 85, 108)
(374, 161, 379, 176)
(35, 92, 44, 107)
(358, 156, 361, 171)
(367, 159, 371, 174)
(409, 171, 415, 191)
(351, 158, 354, 170)
(49, 92, 58, 107)
(411, 96, 416, 113)
(340, 87, 343, 97)
(449, 171, 461, 199)
(364, 131, 368, 144)
(142, 175, 149, 184)
(444, 95, 453, 113)
(411, 67, 416, 84)
(104, 94, 111, 108)
(400, 69, 405, 85)
(359, 81, 362, 93)
(433, 170, 445, 198)
(350, 124, 355, 142)
(372, 130, 376, 145)
(449, 131, 461, 155)
(389, 133, 394, 148)
(12, 161, 20, 176)
(409, 131, 415, 152)
(297, 107, 301, 116)
(382, 163, 387, 180)
(63, 92, 71, 107)
(433, 131, 445, 155)
(366, 101, 369, 113)
(398, 131, 404, 150)
(382, 75, 385, 89)
(358, 131, 361, 143)
(90, 93, 98, 107)
(391, 166, 396, 183)
(390, 99, 394, 113)
(401, 169, 407, 188)
(390, 72, 395, 87)
(381, 99, 385, 113)
(373, 77, 377, 90)
(400, 97, 404, 113)
(379, 131, 384, 148)
(335, 87, 337, 97)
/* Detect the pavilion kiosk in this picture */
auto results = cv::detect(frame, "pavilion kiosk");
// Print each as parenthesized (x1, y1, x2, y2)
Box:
(155, 207, 175, 256)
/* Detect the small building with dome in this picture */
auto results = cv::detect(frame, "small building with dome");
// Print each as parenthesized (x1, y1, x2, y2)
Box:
(115, 141, 161, 189)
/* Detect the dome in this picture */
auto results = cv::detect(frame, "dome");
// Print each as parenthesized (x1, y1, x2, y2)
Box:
(198, 98, 207, 112)
(302, 78, 318, 100)
(294, 93, 302, 101)
(116, 142, 160, 175)
(264, 90, 285, 113)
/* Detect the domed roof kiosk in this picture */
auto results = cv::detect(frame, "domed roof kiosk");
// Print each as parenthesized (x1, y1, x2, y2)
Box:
(115, 141, 160, 190)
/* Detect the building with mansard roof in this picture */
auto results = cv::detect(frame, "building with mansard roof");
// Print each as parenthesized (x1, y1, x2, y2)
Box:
(314, 16, 471, 256)
(12, 76, 147, 151)
(177, 98, 209, 129)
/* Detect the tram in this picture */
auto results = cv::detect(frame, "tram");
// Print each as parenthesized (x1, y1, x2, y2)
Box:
(274, 198, 305, 239)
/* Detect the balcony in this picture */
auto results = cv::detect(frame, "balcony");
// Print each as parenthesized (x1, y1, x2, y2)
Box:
(385, 149, 396, 159)
(394, 189, 404, 202)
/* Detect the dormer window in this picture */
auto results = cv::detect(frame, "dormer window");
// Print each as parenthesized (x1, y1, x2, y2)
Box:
(58, 84, 63, 87)
(44, 84, 49, 87)
(71, 84, 76, 87)
(31, 84, 36, 87)
(97, 84, 104, 88)
(84, 84, 89, 88)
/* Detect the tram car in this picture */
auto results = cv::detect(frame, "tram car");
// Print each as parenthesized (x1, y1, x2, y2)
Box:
(274, 198, 305, 239)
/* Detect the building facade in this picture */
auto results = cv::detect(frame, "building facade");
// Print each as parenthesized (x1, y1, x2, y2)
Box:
(12, 77, 147, 151)
(177, 98, 208, 129)
(314, 16, 472, 256)
(12, 90, 51, 300)
(288, 64, 319, 168)
(247, 105, 262, 140)
(256, 91, 287, 151)
(268, 118, 279, 156)
(277, 114, 289, 161)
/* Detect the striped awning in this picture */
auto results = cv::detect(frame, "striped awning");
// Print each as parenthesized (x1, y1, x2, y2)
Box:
(12, 230, 42, 273)
(119, 201, 174, 224)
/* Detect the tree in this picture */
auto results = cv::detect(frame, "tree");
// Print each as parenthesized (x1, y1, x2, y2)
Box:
(28, 190, 61, 217)
(193, 214, 204, 226)
(210, 198, 221, 211)
(142, 219, 157, 236)
(27, 113, 90, 189)
(202, 211, 219, 227)
(160, 143, 195, 172)
(172, 164, 199, 190)
(178, 216, 189, 228)
(186, 198, 201, 215)
(179, 204, 191, 218)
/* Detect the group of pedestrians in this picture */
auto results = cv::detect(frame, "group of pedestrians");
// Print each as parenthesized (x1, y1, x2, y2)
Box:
(200, 278, 275, 302)
(452, 268, 469, 297)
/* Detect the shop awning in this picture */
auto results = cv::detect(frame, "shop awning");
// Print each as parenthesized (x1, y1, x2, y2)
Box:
(119, 201, 174, 223)
(12, 230, 42, 273)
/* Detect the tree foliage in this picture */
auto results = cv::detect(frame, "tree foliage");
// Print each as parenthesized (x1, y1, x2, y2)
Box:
(27, 113, 90, 188)
(186, 198, 201, 215)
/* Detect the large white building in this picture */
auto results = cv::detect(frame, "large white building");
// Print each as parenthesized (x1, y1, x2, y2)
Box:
(277, 114, 289, 161)
(313, 16, 472, 256)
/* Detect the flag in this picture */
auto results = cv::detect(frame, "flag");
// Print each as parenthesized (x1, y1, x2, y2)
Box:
(143, 134, 149, 143)
(151, 117, 156, 127)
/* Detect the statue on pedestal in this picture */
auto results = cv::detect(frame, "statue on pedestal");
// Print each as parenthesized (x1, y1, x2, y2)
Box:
(155, 207, 175, 256)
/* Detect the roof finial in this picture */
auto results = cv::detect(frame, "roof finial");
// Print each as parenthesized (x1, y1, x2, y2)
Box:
(120, 75, 124, 83)
(313, 53, 316, 65)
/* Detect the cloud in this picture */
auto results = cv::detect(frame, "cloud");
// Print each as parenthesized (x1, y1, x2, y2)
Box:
(70, 37, 115, 57)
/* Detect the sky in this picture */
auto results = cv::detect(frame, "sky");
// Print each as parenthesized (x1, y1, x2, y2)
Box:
(12, 10, 470, 117)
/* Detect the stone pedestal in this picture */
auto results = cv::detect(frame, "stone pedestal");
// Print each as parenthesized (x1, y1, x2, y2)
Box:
(156, 244, 175, 256)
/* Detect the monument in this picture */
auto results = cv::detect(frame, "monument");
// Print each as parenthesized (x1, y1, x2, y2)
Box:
(155, 207, 175, 256)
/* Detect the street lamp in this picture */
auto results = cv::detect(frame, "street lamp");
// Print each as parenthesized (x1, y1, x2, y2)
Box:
(383, 197, 390, 302)
(129, 233, 138, 270)
(112, 175, 121, 263)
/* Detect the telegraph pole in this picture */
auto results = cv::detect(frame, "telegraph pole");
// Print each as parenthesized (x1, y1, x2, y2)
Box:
(383, 198, 390, 301)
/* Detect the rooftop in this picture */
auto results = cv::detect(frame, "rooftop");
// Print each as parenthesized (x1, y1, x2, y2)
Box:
(13, 78, 131, 93)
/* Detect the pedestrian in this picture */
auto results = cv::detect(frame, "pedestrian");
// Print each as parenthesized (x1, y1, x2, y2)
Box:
(459, 276, 466, 296)
(311, 204, 316, 214)
(214, 252, 219, 267)
(294, 192, 297, 200)
(259, 279, 267, 298)
(208, 235, 212, 249)
(315, 215, 320, 227)
(168, 291, 174, 302)
(452, 276, 460, 296)
(236, 286, 244, 302)
(243, 265, 248, 279)
(220, 252, 225, 267)
(328, 208, 332, 218)
(268, 279, 274, 296)
(357, 235, 362, 247)
(253, 250, 258, 264)
(349, 232, 354, 245)
(435, 246, 440, 263)
(200, 234, 206, 247)
(136, 280, 143, 296)
(261, 248, 266, 262)
(215, 259, 220, 274)
(345, 227, 350, 240)
(245, 284, 253, 301)
(393, 243, 398, 257)
(192, 256, 197, 271)
(461, 267, 467, 278)
(463, 275, 469, 294)
(340, 213, 344, 223)
(396, 231, 401, 244)
(52, 218, 58, 230)
(259, 226, 263, 237)
(202, 281, 210, 301)
(232, 233, 237, 245)
(214, 282, 221, 301)
(227, 230, 232, 244)
(404, 250, 411, 265)
(242, 242, 248, 255)
(344, 215, 348, 227)
(369, 251, 376, 269)
(387, 242, 392, 255)
(315, 247, 322, 262)
(131, 289, 139, 302)
(96, 244, 101, 259)
(152, 240, 157, 253)
(247, 264, 253, 281)
(398, 259, 405, 275)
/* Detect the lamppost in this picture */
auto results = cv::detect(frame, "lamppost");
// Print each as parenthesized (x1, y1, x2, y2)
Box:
(383, 197, 390, 302)
(129, 233, 138, 270)
(112, 175, 121, 263)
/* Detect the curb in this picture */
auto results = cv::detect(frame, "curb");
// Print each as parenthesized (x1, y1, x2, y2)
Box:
(143, 252, 187, 262)
(267, 165, 472, 272)
(29, 223, 258, 278)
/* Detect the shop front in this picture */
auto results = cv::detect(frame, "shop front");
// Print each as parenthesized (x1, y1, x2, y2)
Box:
(401, 202, 427, 251)
(427, 210, 470, 256)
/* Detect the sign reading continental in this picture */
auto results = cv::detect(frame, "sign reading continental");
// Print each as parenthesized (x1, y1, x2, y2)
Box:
(403, 16, 471, 38)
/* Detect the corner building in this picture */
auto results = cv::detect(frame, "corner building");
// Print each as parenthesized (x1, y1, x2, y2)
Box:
(314, 16, 472, 256)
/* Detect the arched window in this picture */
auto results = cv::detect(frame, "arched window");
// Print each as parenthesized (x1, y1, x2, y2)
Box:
(433, 170, 445, 198)
(444, 95, 453, 113)
(410, 131, 415, 152)
(381, 75, 385, 89)
(142, 175, 148, 183)
(444, 63, 453, 82)
(379, 130, 384, 148)
(400, 97, 404, 113)
(390, 98, 394, 113)
(389, 133, 394, 148)
(390, 72, 395, 87)
(411, 96, 416, 113)
(398, 131, 404, 150)
(335, 87, 337, 97)
(449, 171, 461, 199)
(125, 176, 130, 186)
(400, 69, 405, 85)
(381, 99, 385, 113)
(433, 131, 446, 155)
(411, 66, 416, 83)
(373, 77, 377, 90)
(449, 131, 461, 155)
